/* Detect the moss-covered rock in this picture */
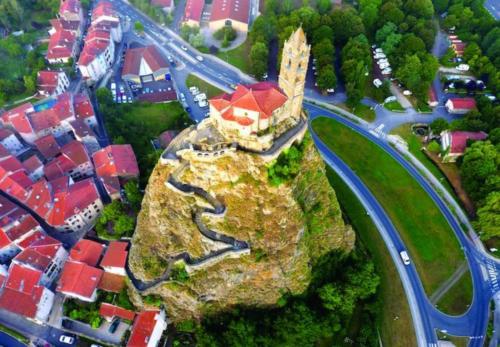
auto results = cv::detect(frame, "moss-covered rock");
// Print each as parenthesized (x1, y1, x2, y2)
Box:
(128, 132, 354, 321)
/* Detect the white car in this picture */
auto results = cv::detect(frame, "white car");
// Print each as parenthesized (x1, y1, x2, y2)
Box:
(379, 62, 390, 69)
(180, 93, 186, 102)
(110, 82, 116, 91)
(326, 88, 335, 94)
(262, 73, 268, 80)
(373, 79, 383, 88)
(381, 68, 392, 75)
(456, 64, 470, 71)
(374, 53, 386, 59)
(189, 86, 199, 95)
(378, 58, 389, 65)
(375, 48, 383, 53)
(119, 85, 125, 93)
(400, 251, 411, 266)
(196, 55, 204, 62)
(59, 335, 75, 344)
(384, 96, 397, 103)
(181, 45, 188, 51)
(122, 95, 127, 103)
(195, 93, 207, 102)
(403, 90, 412, 96)
(198, 100, 208, 108)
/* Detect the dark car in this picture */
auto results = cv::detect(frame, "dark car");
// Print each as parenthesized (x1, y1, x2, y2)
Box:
(62, 319, 74, 329)
(108, 318, 120, 333)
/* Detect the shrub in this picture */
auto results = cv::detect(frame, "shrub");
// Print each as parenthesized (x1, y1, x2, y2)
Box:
(267, 140, 307, 186)
(427, 140, 440, 153)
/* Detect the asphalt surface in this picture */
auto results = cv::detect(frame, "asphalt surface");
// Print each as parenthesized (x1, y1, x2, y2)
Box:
(484, 0, 500, 20)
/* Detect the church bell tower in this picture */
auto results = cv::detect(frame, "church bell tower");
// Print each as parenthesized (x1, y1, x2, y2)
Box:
(278, 27, 310, 123)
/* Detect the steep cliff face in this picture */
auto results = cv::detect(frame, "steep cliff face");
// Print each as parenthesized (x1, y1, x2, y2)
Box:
(128, 134, 355, 321)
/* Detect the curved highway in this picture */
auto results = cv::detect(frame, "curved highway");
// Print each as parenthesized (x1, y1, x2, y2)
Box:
(306, 103, 498, 347)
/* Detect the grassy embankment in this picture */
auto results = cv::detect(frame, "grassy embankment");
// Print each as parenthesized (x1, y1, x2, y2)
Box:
(312, 117, 472, 314)
(0, 323, 29, 344)
(186, 74, 224, 98)
(384, 100, 406, 112)
(326, 168, 417, 346)
(337, 103, 376, 122)
(215, 39, 251, 74)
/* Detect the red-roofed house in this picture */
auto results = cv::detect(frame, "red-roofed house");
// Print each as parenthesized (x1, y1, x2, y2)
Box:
(22, 155, 44, 181)
(0, 263, 55, 323)
(34, 135, 61, 160)
(440, 130, 488, 162)
(92, 1, 122, 42)
(78, 31, 115, 83)
(151, 0, 174, 13)
(127, 310, 167, 347)
(24, 179, 53, 218)
(0, 127, 26, 155)
(37, 70, 70, 97)
(70, 239, 105, 266)
(57, 260, 103, 302)
(100, 241, 128, 276)
(43, 140, 93, 180)
(122, 45, 169, 85)
(60, 0, 84, 23)
(47, 27, 79, 64)
(1, 103, 36, 144)
(92, 145, 139, 199)
(12, 235, 67, 286)
(183, 0, 205, 27)
(70, 119, 100, 153)
(46, 178, 103, 232)
(209, 82, 288, 149)
(73, 93, 97, 127)
(100, 302, 135, 322)
(0, 213, 44, 262)
(445, 98, 476, 114)
(209, 0, 250, 32)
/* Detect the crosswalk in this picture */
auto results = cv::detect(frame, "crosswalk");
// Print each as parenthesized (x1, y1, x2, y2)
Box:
(486, 259, 500, 293)
(369, 123, 387, 138)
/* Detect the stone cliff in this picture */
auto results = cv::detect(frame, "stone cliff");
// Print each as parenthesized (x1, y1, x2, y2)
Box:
(128, 134, 355, 321)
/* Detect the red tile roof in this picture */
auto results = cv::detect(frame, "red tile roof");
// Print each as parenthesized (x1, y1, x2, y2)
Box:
(57, 260, 103, 299)
(100, 303, 135, 321)
(448, 98, 476, 110)
(122, 45, 168, 77)
(30, 109, 61, 133)
(184, 0, 205, 22)
(0, 144, 10, 158)
(59, 0, 82, 16)
(0, 264, 45, 318)
(100, 241, 128, 269)
(43, 140, 91, 180)
(73, 94, 95, 120)
(70, 119, 96, 139)
(98, 175, 121, 198)
(5, 215, 40, 244)
(34, 135, 61, 160)
(0, 128, 14, 141)
(0, 155, 24, 174)
(448, 131, 488, 155)
(22, 156, 43, 174)
(210, 0, 249, 24)
(47, 28, 77, 60)
(78, 38, 111, 66)
(25, 179, 52, 218)
(47, 178, 100, 227)
(69, 239, 105, 266)
(127, 310, 164, 347)
(92, 1, 117, 19)
(37, 71, 65, 95)
(92, 145, 139, 178)
(14, 236, 62, 272)
(17, 230, 47, 250)
(210, 82, 287, 123)
(50, 18, 81, 32)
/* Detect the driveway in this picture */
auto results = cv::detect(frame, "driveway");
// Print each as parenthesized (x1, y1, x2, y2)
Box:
(64, 318, 129, 345)
(389, 83, 413, 109)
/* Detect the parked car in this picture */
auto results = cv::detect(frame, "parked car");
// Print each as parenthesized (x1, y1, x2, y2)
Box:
(381, 68, 392, 75)
(109, 318, 120, 333)
(198, 100, 208, 108)
(181, 45, 188, 51)
(180, 93, 186, 102)
(374, 53, 386, 59)
(196, 55, 204, 62)
(403, 90, 412, 96)
(110, 83, 116, 91)
(326, 88, 335, 94)
(194, 93, 206, 102)
(59, 335, 75, 344)
(378, 62, 390, 69)
(122, 95, 127, 103)
(374, 48, 383, 53)
(456, 64, 470, 71)
(373, 79, 383, 88)
(189, 86, 199, 95)
(384, 96, 397, 103)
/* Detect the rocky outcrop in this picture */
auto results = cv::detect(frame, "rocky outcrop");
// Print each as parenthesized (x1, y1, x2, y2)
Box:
(128, 134, 355, 322)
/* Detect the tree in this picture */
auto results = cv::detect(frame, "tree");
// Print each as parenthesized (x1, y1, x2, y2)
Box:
(433, 0, 449, 13)
(96, 87, 113, 106)
(23, 75, 36, 94)
(360, 1, 380, 34)
(378, 2, 405, 26)
(381, 32, 402, 55)
(317, 65, 337, 92)
(460, 141, 498, 203)
(134, 20, 144, 34)
(114, 215, 135, 236)
(189, 33, 204, 48)
(124, 180, 143, 212)
(405, 0, 434, 19)
(375, 22, 397, 44)
(474, 192, 500, 240)
(331, 8, 365, 45)
(312, 25, 334, 45)
(427, 141, 440, 153)
(249, 42, 268, 80)
(316, 0, 331, 14)
(430, 118, 449, 134)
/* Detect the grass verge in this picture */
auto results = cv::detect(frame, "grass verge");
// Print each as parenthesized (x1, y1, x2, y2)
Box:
(215, 39, 251, 74)
(186, 74, 224, 98)
(436, 271, 473, 315)
(338, 103, 376, 122)
(312, 117, 466, 295)
(0, 323, 29, 344)
(384, 100, 405, 112)
(326, 168, 417, 347)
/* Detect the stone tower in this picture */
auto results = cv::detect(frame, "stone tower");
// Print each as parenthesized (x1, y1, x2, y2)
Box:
(278, 27, 310, 124)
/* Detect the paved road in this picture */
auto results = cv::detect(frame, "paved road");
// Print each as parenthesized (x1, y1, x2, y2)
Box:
(306, 103, 499, 346)
(484, 0, 500, 20)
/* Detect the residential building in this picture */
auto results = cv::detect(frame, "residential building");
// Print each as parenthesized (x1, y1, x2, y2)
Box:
(43, 140, 94, 181)
(0, 212, 43, 263)
(12, 234, 68, 287)
(183, 0, 205, 27)
(151, 0, 175, 13)
(22, 155, 44, 182)
(445, 98, 476, 114)
(440, 130, 488, 162)
(91, 1, 122, 42)
(127, 310, 168, 347)
(73, 93, 98, 127)
(100, 302, 135, 322)
(34, 135, 61, 160)
(100, 241, 128, 276)
(122, 45, 170, 85)
(70, 119, 100, 153)
(209, 0, 250, 32)
(59, 0, 84, 24)
(0, 128, 25, 155)
(78, 29, 115, 83)
(46, 27, 79, 64)
(69, 239, 105, 266)
(0, 263, 55, 323)
(37, 70, 70, 97)
(56, 260, 103, 302)
(0, 103, 36, 144)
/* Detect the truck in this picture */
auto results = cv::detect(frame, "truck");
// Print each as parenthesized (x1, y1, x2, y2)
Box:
(400, 250, 411, 265)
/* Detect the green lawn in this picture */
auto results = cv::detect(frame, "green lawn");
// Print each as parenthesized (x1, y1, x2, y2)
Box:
(312, 117, 466, 295)
(326, 168, 417, 347)
(215, 39, 251, 74)
(186, 74, 224, 98)
(436, 271, 473, 315)
(390, 124, 456, 196)
(338, 103, 376, 122)
(384, 100, 405, 112)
